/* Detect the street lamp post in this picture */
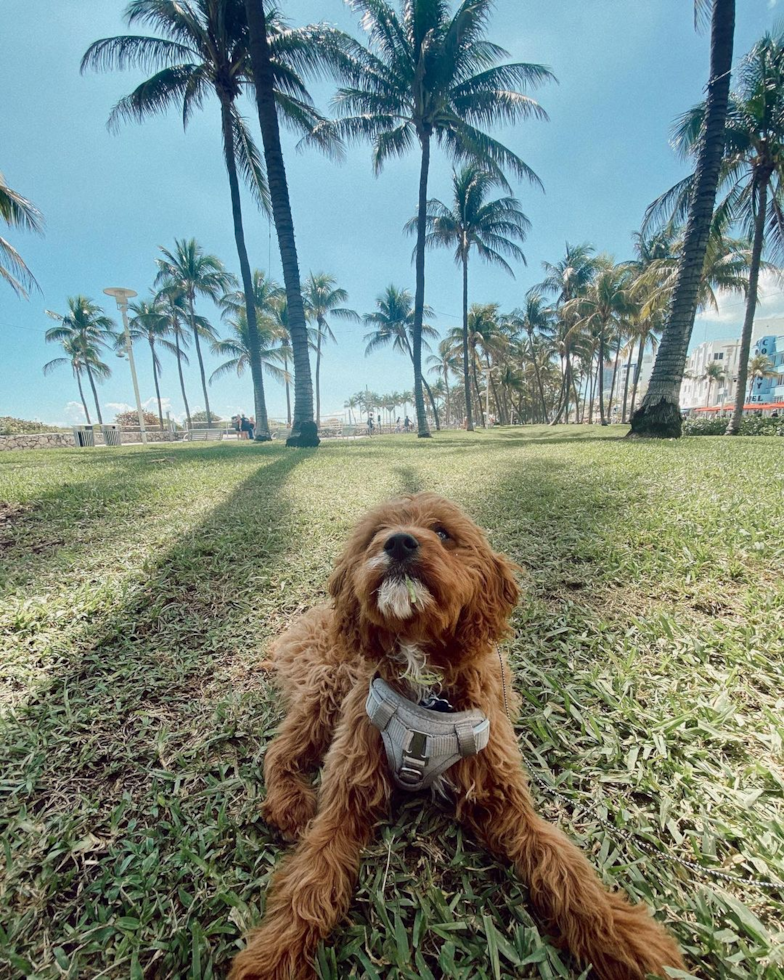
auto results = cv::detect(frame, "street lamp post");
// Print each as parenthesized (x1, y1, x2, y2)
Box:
(104, 287, 146, 445)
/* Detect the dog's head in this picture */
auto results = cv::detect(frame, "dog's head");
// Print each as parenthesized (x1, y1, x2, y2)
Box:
(328, 493, 519, 664)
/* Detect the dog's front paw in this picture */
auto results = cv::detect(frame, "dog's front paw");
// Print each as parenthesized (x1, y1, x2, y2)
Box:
(261, 782, 317, 841)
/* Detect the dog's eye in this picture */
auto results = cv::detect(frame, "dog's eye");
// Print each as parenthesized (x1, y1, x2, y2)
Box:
(434, 526, 451, 542)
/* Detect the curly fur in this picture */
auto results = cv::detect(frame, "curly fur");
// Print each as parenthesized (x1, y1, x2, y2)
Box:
(229, 493, 683, 980)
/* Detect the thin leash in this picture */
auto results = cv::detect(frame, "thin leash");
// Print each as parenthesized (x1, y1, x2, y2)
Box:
(496, 649, 784, 894)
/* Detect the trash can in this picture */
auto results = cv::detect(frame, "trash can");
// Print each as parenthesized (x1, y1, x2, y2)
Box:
(101, 424, 122, 447)
(72, 425, 95, 448)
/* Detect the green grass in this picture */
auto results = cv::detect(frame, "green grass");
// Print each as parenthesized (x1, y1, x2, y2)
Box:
(1, 427, 783, 980)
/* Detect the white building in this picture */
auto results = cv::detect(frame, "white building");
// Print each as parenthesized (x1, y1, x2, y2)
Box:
(681, 317, 784, 410)
(680, 337, 741, 409)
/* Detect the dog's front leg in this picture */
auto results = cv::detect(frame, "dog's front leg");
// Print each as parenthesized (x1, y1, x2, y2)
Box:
(453, 710, 684, 980)
(230, 685, 390, 980)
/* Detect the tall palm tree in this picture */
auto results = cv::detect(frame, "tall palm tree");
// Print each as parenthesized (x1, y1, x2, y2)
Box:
(221, 268, 286, 438)
(746, 352, 777, 402)
(537, 242, 598, 423)
(127, 296, 179, 429)
(427, 338, 460, 427)
(43, 334, 97, 424)
(409, 165, 529, 431)
(45, 297, 116, 423)
(317, 0, 553, 437)
(667, 30, 784, 434)
(565, 260, 637, 424)
(363, 284, 441, 428)
(82, 0, 329, 442)
(701, 358, 727, 406)
(1, 170, 43, 299)
(303, 273, 359, 426)
(155, 239, 233, 427)
(210, 309, 289, 388)
(155, 282, 194, 429)
(243, 0, 332, 440)
(629, 0, 736, 438)
(502, 295, 555, 423)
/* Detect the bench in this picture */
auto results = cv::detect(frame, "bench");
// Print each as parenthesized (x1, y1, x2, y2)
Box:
(188, 429, 223, 442)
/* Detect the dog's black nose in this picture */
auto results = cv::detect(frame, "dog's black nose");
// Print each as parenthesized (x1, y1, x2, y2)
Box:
(384, 532, 419, 562)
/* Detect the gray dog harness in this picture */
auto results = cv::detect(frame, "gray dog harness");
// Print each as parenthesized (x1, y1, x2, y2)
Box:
(366, 676, 490, 791)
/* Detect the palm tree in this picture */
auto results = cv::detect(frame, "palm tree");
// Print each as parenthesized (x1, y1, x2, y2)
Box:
(427, 339, 460, 427)
(127, 296, 179, 429)
(363, 285, 441, 428)
(45, 297, 116, 423)
(82, 0, 329, 442)
(318, 0, 554, 437)
(537, 243, 598, 423)
(155, 282, 194, 429)
(701, 358, 727, 406)
(221, 268, 286, 438)
(303, 273, 359, 426)
(629, 0, 736, 438)
(409, 165, 529, 431)
(1, 170, 43, 299)
(502, 295, 555, 423)
(43, 334, 97, 424)
(210, 309, 289, 390)
(242, 0, 331, 439)
(678, 31, 784, 434)
(746, 352, 777, 402)
(155, 239, 233, 427)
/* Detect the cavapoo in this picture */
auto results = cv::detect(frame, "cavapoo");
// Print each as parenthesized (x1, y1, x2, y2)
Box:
(230, 493, 683, 980)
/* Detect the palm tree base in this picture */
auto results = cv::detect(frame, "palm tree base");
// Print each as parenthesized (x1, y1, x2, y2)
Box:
(253, 434, 273, 442)
(417, 431, 432, 439)
(626, 398, 682, 439)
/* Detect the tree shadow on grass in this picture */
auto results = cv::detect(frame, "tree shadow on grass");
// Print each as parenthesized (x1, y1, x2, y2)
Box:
(0, 448, 310, 979)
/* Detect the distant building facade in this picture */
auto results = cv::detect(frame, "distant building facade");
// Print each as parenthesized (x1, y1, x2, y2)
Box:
(681, 318, 784, 410)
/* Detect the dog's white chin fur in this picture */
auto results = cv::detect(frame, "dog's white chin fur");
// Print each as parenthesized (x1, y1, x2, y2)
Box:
(376, 576, 432, 620)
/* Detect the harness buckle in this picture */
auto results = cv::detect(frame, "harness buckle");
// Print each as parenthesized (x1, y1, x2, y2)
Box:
(398, 730, 429, 787)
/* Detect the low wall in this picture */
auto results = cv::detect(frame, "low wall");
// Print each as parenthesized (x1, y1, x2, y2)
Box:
(0, 432, 75, 451)
(0, 430, 183, 451)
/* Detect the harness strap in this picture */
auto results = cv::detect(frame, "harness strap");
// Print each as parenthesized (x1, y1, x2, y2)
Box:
(366, 676, 490, 792)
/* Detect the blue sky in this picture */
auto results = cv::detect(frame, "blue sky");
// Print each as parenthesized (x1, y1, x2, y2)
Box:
(2, 0, 781, 426)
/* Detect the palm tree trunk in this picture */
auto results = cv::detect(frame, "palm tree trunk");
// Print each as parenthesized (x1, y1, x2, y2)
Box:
(485, 353, 503, 422)
(422, 376, 440, 429)
(629, 0, 735, 438)
(75, 369, 91, 425)
(471, 351, 485, 426)
(529, 334, 548, 423)
(629, 335, 645, 419)
(85, 361, 103, 424)
(564, 350, 572, 422)
(598, 330, 607, 424)
(621, 342, 634, 423)
(150, 338, 164, 429)
(220, 96, 271, 441)
(243, 0, 314, 437)
(607, 328, 623, 418)
(173, 323, 192, 429)
(284, 356, 291, 425)
(726, 175, 768, 435)
(188, 292, 212, 427)
(462, 252, 474, 430)
(444, 366, 451, 427)
(316, 319, 324, 427)
(587, 358, 596, 424)
(412, 132, 432, 438)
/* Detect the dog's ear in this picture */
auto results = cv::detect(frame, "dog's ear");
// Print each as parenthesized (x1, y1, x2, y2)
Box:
(327, 541, 363, 647)
(457, 550, 520, 651)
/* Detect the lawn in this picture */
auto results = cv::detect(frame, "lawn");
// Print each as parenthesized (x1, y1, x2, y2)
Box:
(1, 427, 783, 980)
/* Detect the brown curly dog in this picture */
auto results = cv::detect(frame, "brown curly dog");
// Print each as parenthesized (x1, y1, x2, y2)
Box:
(229, 493, 683, 980)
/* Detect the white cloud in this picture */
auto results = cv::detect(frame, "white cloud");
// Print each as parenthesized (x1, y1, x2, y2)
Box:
(142, 396, 173, 416)
(63, 401, 87, 423)
(105, 401, 135, 416)
(693, 269, 784, 337)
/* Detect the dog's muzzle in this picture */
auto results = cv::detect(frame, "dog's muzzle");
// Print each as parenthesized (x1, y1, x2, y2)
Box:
(366, 677, 490, 791)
